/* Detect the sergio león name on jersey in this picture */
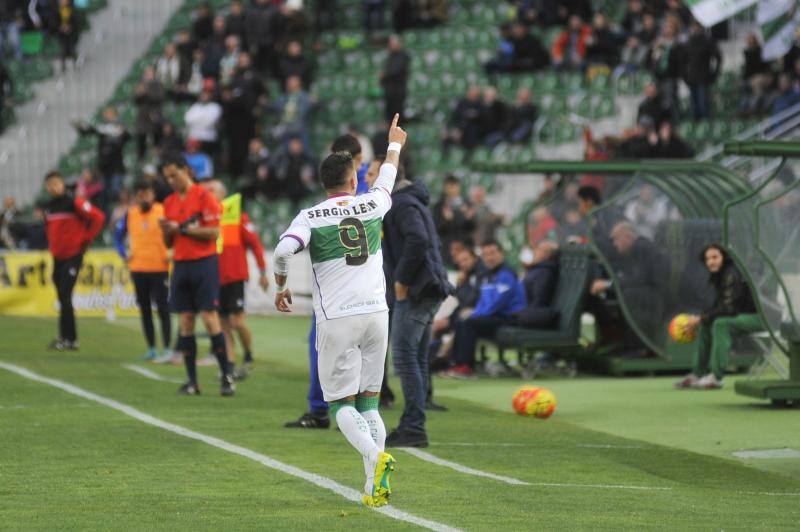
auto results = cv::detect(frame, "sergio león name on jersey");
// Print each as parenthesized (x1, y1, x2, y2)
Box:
(277, 163, 395, 321)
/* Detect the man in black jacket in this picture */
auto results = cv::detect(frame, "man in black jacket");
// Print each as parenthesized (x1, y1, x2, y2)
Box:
(516, 241, 559, 328)
(683, 22, 721, 120)
(382, 163, 453, 447)
(380, 35, 410, 121)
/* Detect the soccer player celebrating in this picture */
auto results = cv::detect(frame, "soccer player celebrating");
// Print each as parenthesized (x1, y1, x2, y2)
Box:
(273, 114, 406, 507)
(285, 133, 370, 430)
(43, 171, 106, 351)
(204, 179, 269, 379)
(113, 180, 172, 362)
(159, 156, 234, 396)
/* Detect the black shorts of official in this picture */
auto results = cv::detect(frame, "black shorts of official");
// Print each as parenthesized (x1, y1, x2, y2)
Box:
(169, 255, 220, 313)
(218, 280, 246, 316)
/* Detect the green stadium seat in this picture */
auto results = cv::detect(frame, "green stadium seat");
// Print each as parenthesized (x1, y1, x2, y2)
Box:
(495, 246, 593, 354)
(593, 95, 615, 118)
(20, 32, 44, 56)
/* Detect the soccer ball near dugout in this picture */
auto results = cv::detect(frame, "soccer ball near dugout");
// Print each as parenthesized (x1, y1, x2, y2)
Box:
(669, 313, 697, 344)
(512, 386, 557, 419)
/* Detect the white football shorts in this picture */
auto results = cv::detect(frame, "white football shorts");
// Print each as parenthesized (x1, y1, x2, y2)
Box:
(315, 310, 389, 402)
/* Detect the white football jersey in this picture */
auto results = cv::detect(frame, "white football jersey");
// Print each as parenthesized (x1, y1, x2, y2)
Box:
(280, 164, 396, 321)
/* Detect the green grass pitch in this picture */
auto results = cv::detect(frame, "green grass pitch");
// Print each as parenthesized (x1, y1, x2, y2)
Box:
(0, 315, 798, 530)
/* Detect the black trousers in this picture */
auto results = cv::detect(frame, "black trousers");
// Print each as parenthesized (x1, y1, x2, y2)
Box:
(131, 271, 171, 349)
(384, 90, 406, 121)
(52, 254, 83, 342)
(452, 315, 510, 368)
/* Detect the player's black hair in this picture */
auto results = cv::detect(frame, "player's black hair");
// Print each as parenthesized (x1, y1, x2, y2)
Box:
(444, 174, 460, 185)
(577, 185, 602, 206)
(480, 239, 503, 252)
(320, 151, 354, 190)
(159, 153, 191, 171)
(133, 179, 154, 192)
(44, 170, 63, 182)
(331, 134, 362, 157)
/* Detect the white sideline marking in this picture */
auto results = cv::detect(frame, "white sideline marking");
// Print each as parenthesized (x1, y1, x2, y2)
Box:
(577, 444, 645, 449)
(437, 443, 645, 450)
(732, 448, 800, 459)
(122, 364, 183, 384)
(400, 448, 529, 485)
(434, 442, 528, 448)
(0, 362, 458, 532)
(401, 448, 673, 491)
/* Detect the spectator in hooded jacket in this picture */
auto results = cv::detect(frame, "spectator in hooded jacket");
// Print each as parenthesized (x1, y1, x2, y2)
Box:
(381, 158, 453, 447)
(443, 240, 527, 377)
(675, 244, 763, 390)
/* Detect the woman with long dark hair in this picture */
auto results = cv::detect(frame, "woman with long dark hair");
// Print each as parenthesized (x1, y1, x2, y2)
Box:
(675, 244, 764, 389)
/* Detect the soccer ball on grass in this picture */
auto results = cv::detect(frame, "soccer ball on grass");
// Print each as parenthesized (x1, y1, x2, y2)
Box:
(512, 386, 556, 419)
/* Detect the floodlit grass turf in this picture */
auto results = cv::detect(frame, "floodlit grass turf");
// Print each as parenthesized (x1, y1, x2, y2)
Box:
(1, 316, 799, 530)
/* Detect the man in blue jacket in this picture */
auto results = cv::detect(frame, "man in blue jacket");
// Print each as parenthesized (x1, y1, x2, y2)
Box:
(445, 240, 527, 378)
(382, 161, 453, 448)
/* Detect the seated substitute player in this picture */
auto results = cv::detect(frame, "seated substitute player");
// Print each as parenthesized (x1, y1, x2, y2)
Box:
(43, 171, 106, 350)
(273, 114, 407, 507)
(285, 133, 371, 429)
(204, 179, 269, 379)
(113, 180, 172, 362)
(159, 155, 235, 396)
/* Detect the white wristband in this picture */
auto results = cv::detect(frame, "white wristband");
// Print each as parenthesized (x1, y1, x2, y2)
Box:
(387, 142, 402, 154)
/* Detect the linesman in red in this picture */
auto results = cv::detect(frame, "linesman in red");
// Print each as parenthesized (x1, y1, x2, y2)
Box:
(159, 155, 235, 396)
(43, 171, 106, 351)
(204, 180, 269, 380)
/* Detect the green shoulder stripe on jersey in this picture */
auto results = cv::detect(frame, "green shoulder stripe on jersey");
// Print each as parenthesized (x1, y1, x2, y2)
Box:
(309, 217, 382, 264)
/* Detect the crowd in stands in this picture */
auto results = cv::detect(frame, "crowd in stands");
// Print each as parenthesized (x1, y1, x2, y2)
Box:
(0, 1, 781, 387)
(0, 0, 97, 132)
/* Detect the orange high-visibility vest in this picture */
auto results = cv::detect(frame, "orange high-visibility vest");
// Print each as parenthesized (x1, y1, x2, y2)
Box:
(128, 203, 169, 272)
(218, 193, 242, 253)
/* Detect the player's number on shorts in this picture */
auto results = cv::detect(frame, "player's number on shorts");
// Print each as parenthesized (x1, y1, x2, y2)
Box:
(338, 217, 369, 266)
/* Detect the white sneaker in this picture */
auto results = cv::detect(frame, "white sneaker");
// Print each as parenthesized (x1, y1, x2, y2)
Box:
(196, 354, 217, 367)
(152, 349, 175, 365)
(693, 374, 723, 390)
(674, 373, 699, 389)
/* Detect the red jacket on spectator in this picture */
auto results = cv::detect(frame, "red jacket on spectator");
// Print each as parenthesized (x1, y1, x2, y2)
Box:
(218, 212, 267, 286)
(44, 194, 106, 260)
(552, 24, 592, 63)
